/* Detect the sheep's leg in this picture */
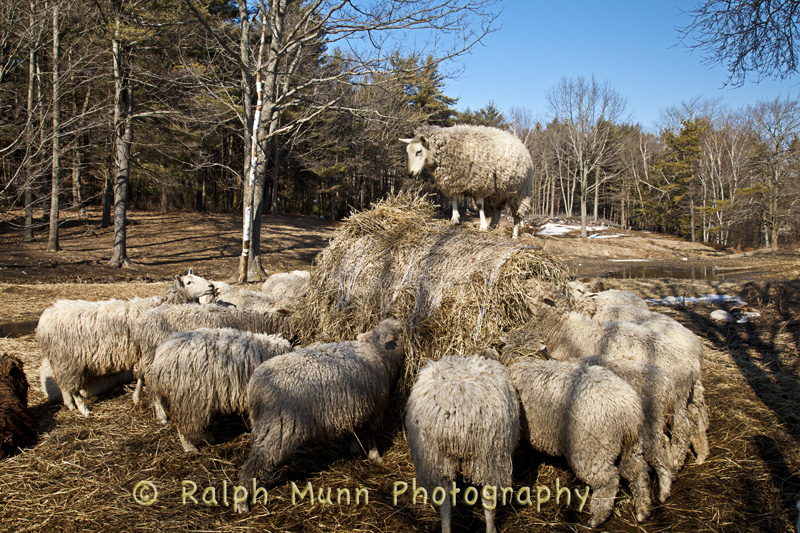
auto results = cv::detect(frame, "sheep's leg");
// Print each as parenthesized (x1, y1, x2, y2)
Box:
(575, 459, 619, 528)
(652, 434, 674, 503)
(178, 431, 200, 453)
(689, 382, 710, 463)
(512, 214, 521, 239)
(72, 393, 91, 417)
(438, 488, 452, 533)
(132, 377, 143, 404)
(477, 198, 489, 230)
(450, 198, 460, 225)
(670, 403, 692, 473)
(482, 501, 497, 533)
(62, 389, 77, 411)
(619, 445, 652, 523)
(153, 398, 168, 424)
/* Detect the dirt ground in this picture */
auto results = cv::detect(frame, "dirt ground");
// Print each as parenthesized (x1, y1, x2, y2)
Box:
(0, 207, 798, 532)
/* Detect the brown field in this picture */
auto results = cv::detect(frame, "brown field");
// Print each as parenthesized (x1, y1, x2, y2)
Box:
(0, 207, 798, 532)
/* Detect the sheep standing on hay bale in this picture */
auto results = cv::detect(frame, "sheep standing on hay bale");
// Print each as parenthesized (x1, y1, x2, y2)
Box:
(0, 354, 37, 459)
(146, 328, 291, 452)
(400, 125, 533, 238)
(237, 318, 404, 512)
(36, 275, 207, 416)
(129, 302, 291, 404)
(509, 357, 652, 528)
(405, 355, 520, 533)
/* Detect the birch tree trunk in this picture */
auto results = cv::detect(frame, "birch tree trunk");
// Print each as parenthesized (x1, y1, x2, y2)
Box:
(47, 2, 61, 252)
(108, 8, 132, 267)
(237, 72, 263, 284)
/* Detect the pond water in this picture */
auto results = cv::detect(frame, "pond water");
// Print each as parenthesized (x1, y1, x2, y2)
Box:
(603, 264, 768, 281)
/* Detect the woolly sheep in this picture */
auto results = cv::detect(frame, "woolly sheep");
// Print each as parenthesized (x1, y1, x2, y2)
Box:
(129, 302, 290, 404)
(509, 357, 652, 527)
(527, 297, 704, 471)
(237, 318, 404, 512)
(261, 270, 310, 310)
(146, 328, 291, 452)
(0, 354, 37, 459)
(568, 281, 709, 467)
(401, 125, 533, 238)
(37, 296, 170, 416)
(180, 270, 289, 315)
(35, 276, 211, 415)
(582, 355, 677, 503)
(405, 355, 520, 533)
(39, 357, 133, 403)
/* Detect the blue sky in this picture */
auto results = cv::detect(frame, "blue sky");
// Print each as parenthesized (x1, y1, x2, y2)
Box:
(443, 1, 799, 132)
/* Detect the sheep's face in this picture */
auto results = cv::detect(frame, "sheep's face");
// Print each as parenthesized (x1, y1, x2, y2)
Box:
(358, 318, 403, 356)
(179, 269, 216, 303)
(400, 136, 432, 177)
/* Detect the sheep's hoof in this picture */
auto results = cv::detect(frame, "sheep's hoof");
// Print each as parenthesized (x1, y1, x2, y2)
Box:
(179, 433, 200, 453)
(636, 507, 651, 523)
(74, 395, 91, 417)
(368, 449, 383, 465)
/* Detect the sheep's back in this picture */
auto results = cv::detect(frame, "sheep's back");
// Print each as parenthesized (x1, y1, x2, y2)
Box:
(424, 125, 533, 199)
(247, 341, 394, 437)
(405, 355, 519, 486)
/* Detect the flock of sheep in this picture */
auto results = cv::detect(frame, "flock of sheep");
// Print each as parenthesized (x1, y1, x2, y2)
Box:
(0, 125, 711, 531)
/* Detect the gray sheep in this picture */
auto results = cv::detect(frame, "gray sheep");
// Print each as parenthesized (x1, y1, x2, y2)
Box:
(129, 302, 289, 403)
(528, 297, 705, 472)
(401, 125, 533, 238)
(39, 357, 133, 403)
(568, 281, 709, 467)
(261, 270, 310, 310)
(509, 357, 652, 528)
(405, 355, 520, 533)
(237, 318, 404, 512)
(35, 276, 209, 415)
(146, 328, 291, 452)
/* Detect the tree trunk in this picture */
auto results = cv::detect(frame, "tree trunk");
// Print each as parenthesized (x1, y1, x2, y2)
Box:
(237, 72, 263, 284)
(592, 167, 600, 221)
(24, 5, 38, 242)
(108, 13, 132, 267)
(101, 161, 112, 227)
(48, 3, 62, 252)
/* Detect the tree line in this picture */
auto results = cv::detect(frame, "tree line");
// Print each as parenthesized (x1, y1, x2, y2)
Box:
(1, 0, 797, 281)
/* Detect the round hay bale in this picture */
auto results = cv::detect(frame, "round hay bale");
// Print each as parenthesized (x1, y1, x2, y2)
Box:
(294, 191, 568, 391)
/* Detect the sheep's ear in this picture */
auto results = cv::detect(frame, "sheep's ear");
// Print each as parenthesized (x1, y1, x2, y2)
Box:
(382, 333, 398, 351)
(174, 274, 184, 287)
(188, 268, 194, 275)
(542, 297, 557, 307)
(418, 135, 428, 147)
(399, 137, 414, 144)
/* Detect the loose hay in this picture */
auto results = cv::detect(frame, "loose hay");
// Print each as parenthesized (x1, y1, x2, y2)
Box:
(294, 191, 569, 389)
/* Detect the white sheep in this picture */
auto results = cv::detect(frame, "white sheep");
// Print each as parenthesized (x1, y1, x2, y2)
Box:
(509, 357, 652, 528)
(401, 125, 533, 238)
(528, 299, 704, 471)
(261, 270, 310, 310)
(405, 355, 520, 533)
(568, 281, 709, 467)
(129, 302, 290, 404)
(35, 275, 212, 415)
(39, 358, 133, 403)
(237, 318, 404, 512)
(145, 327, 291, 452)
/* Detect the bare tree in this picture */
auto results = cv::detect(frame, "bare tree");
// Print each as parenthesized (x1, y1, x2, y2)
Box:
(184, 0, 499, 282)
(546, 75, 627, 237)
(746, 96, 800, 248)
(681, 0, 800, 86)
(47, 1, 62, 252)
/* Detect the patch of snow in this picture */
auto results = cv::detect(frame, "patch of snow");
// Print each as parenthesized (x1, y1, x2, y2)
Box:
(646, 294, 747, 307)
(588, 233, 629, 239)
(537, 223, 608, 236)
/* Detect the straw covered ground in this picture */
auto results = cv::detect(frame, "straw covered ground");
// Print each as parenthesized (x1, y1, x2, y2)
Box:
(0, 200, 798, 532)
